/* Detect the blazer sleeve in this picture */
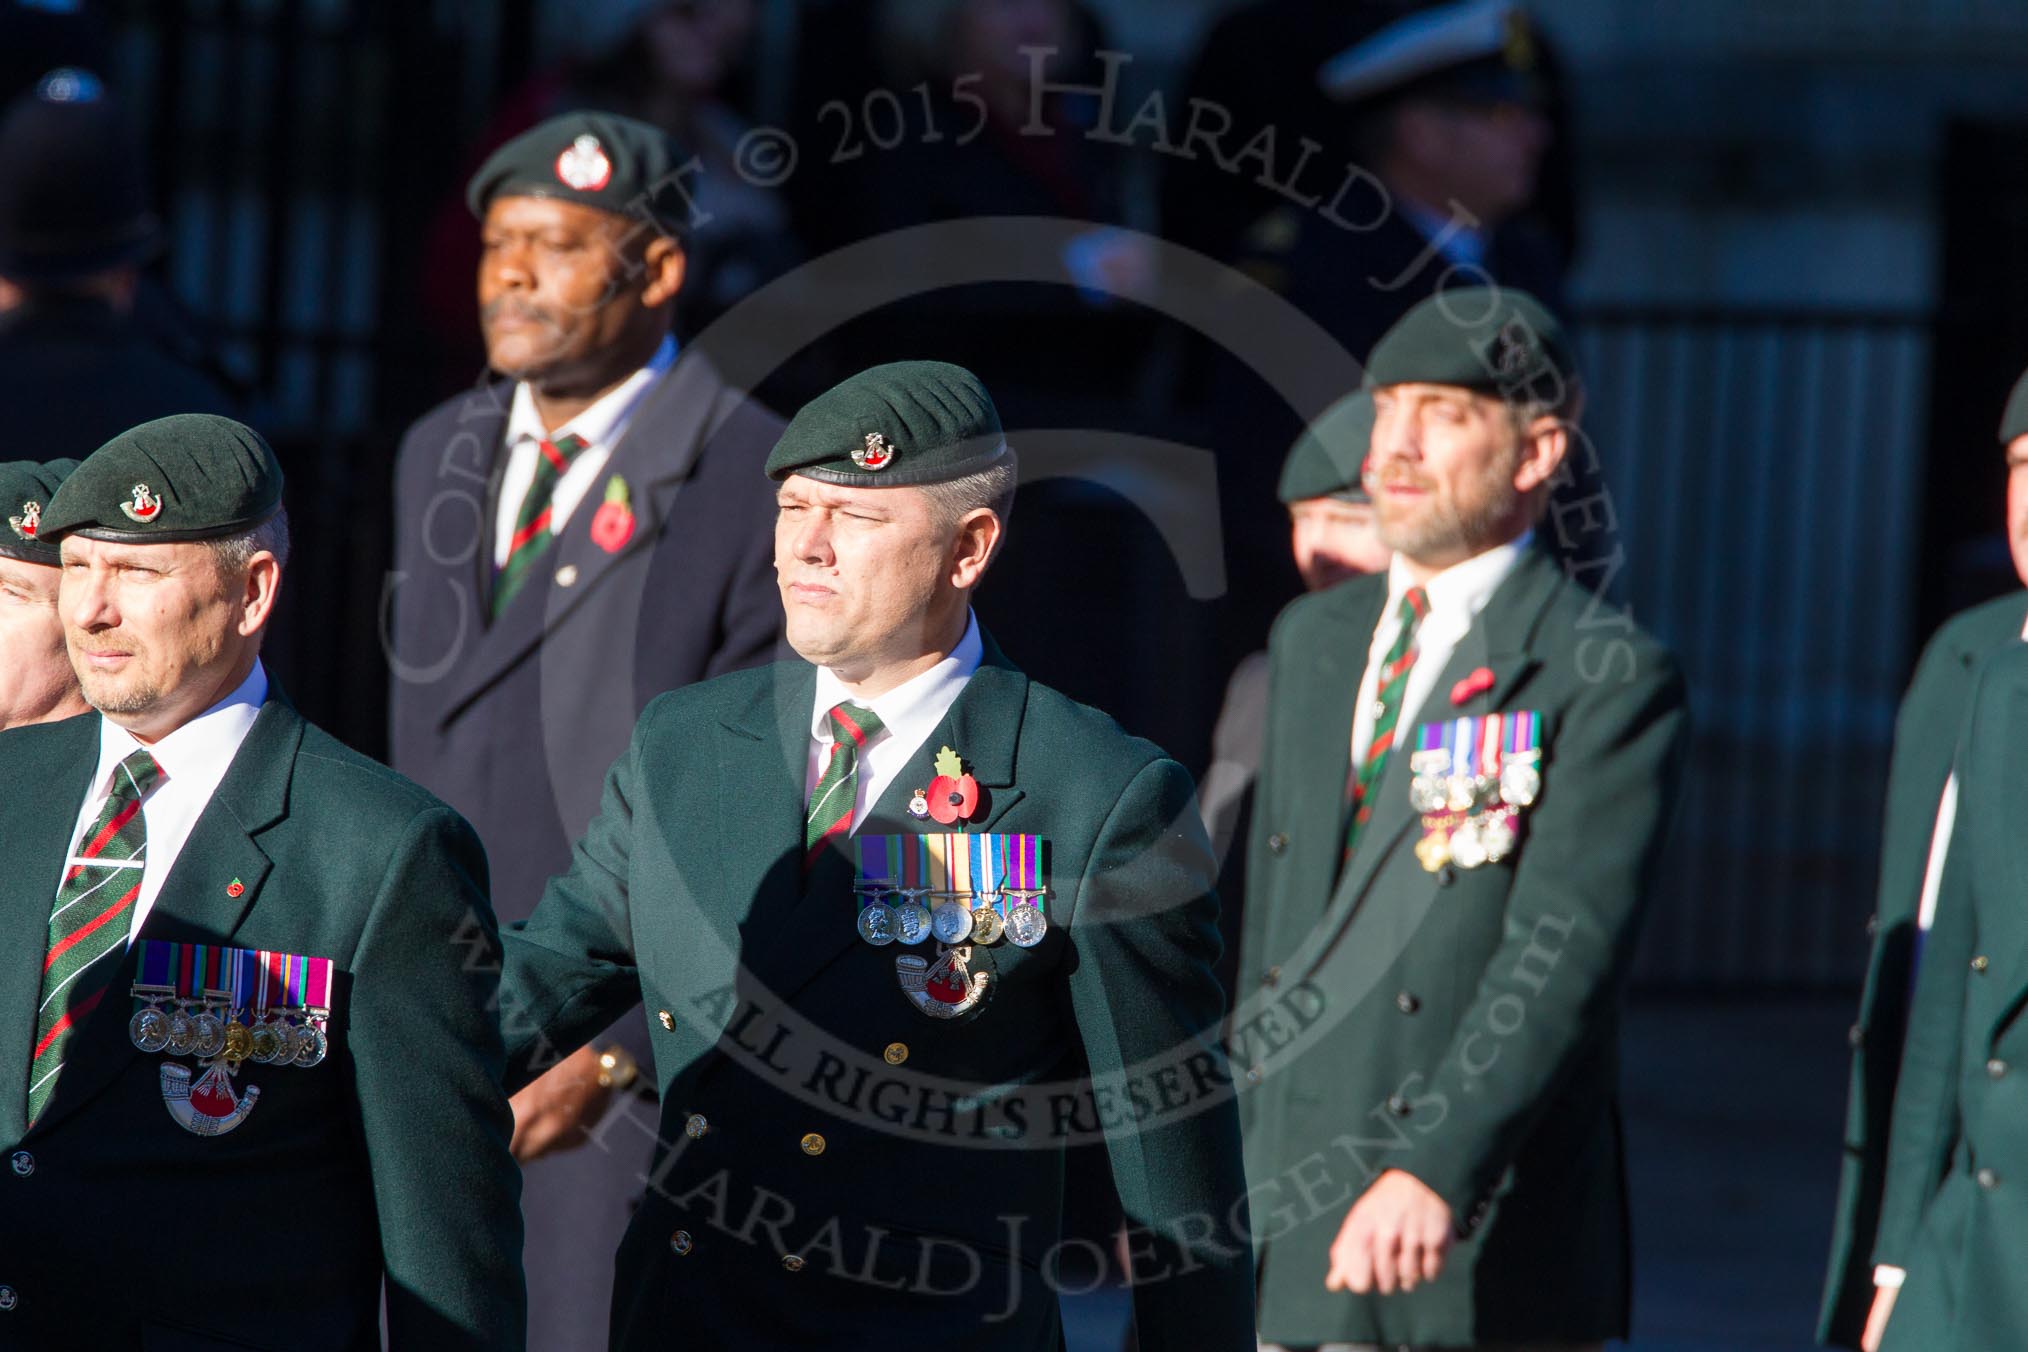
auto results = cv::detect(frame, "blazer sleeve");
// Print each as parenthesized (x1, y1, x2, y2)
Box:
(348, 805, 525, 1352)
(1873, 717, 1981, 1266)
(1063, 756, 1258, 1351)
(498, 704, 656, 1092)
(1408, 644, 1690, 1221)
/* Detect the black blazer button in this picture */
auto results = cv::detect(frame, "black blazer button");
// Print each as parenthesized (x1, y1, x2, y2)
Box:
(1396, 992, 1420, 1015)
(1435, 865, 1457, 886)
(1267, 833, 1289, 855)
(1385, 1093, 1412, 1118)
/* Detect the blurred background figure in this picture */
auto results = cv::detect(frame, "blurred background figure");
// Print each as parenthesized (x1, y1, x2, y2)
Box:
(1818, 368, 2028, 1350)
(1198, 388, 1388, 999)
(0, 67, 235, 458)
(0, 457, 87, 732)
(421, 0, 800, 388)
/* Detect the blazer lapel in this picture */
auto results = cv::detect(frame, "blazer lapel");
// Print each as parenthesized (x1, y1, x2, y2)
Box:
(739, 640, 1031, 1013)
(26, 699, 298, 1138)
(1993, 673, 2028, 1023)
(0, 717, 99, 1143)
(437, 352, 740, 727)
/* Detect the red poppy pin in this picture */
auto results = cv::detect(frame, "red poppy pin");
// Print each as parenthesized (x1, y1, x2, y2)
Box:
(916, 745, 980, 825)
(590, 475, 636, 554)
(225, 877, 245, 898)
(1451, 667, 1496, 705)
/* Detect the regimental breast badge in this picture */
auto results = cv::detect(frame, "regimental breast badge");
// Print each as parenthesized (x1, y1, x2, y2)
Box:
(851, 432, 895, 472)
(119, 483, 162, 524)
(128, 942, 335, 1136)
(7, 500, 39, 540)
(554, 133, 613, 192)
(1409, 711, 1542, 873)
(855, 834, 1050, 1019)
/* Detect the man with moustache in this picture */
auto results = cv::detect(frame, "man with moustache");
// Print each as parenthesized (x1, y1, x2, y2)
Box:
(388, 109, 782, 1349)
(0, 414, 522, 1350)
(1238, 290, 1688, 1351)
(0, 457, 88, 730)
(495, 361, 1256, 1349)
(1829, 368, 2028, 1350)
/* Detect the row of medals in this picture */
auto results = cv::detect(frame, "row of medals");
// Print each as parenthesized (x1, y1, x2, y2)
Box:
(856, 888, 1048, 950)
(1408, 750, 1541, 870)
(129, 991, 330, 1068)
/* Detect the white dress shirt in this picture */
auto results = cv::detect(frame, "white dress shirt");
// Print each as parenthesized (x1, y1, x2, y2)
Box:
(491, 334, 678, 568)
(806, 613, 984, 829)
(1350, 534, 1530, 770)
(60, 661, 269, 945)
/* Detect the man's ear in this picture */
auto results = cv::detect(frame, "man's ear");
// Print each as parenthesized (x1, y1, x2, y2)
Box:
(949, 508, 1003, 591)
(237, 554, 284, 638)
(1512, 415, 1570, 496)
(640, 235, 686, 308)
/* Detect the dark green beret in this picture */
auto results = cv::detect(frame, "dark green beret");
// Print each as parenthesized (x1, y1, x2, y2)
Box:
(766, 361, 1009, 487)
(1365, 286, 1577, 408)
(467, 110, 691, 235)
(2002, 367, 2028, 444)
(1280, 390, 1373, 504)
(39, 414, 283, 545)
(0, 457, 80, 565)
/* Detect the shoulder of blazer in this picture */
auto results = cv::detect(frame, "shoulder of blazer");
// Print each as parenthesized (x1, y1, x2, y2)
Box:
(1268, 571, 1388, 658)
(0, 708, 96, 762)
(1927, 589, 2028, 672)
(1014, 672, 1170, 792)
(395, 380, 513, 469)
(289, 717, 476, 837)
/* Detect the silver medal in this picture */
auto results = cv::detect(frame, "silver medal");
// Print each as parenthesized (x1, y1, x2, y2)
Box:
(893, 900, 933, 945)
(1500, 761, 1540, 808)
(249, 1019, 284, 1064)
(191, 1008, 226, 1060)
(930, 899, 973, 945)
(1449, 819, 1488, 869)
(1481, 811, 1518, 863)
(856, 901, 898, 947)
(166, 1007, 197, 1056)
(129, 1006, 171, 1054)
(1005, 900, 1048, 948)
(293, 1022, 329, 1068)
(1445, 775, 1477, 812)
(1410, 777, 1447, 813)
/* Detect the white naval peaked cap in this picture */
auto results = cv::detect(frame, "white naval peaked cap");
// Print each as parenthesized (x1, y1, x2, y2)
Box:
(1318, 0, 1523, 103)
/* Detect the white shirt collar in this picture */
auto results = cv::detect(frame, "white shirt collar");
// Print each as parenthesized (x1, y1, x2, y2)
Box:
(810, 612, 984, 751)
(1386, 531, 1532, 630)
(504, 333, 678, 451)
(95, 659, 269, 786)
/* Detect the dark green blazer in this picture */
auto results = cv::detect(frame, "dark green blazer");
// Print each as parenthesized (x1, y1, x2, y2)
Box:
(0, 698, 523, 1351)
(498, 638, 1255, 1351)
(1819, 590, 2026, 1346)
(1872, 640, 2028, 1349)
(1237, 544, 1689, 1349)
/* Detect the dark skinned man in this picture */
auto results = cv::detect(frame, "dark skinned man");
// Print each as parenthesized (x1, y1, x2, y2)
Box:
(0, 457, 88, 731)
(386, 109, 783, 1352)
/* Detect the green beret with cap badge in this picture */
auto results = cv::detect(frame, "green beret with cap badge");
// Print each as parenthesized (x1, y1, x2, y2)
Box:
(0, 457, 80, 565)
(467, 110, 693, 236)
(1280, 390, 1374, 504)
(765, 361, 1010, 487)
(38, 414, 283, 545)
(1364, 286, 1577, 409)
(2001, 367, 2028, 445)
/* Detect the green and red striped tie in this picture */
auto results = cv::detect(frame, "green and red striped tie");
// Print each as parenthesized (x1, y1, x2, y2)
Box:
(806, 702, 884, 860)
(492, 432, 588, 619)
(1346, 586, 1429, 858)
(29, 748, 163, 1124)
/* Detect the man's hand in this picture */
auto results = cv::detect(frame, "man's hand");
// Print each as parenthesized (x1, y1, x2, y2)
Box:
(1325, 1169, 1454, 1296)
(509, 1043, 615, 1163)
(1862, 1285, 1898, 1352)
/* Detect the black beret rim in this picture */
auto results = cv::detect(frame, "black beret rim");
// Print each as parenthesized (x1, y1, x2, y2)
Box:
(468, 180, 679, 226)
(52, 499, 283, 547)
(771, 441, 1011, 487)
(0, 540, 58, 566)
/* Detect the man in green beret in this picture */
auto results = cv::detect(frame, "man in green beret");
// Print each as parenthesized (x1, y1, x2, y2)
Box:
(0, 457, 87, 730)
(390, 108, 783, 1347)
(1861, 643, 2028, 1349)
(1832, 367, 2028, 1351)
(496, 360, 1256, 1349)
(1238, 288, 1688, 1351)
(1201, 391, 1390, 987)
(0, 414, 524, 1349)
